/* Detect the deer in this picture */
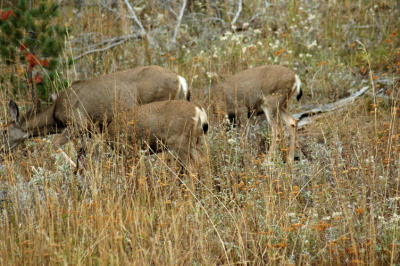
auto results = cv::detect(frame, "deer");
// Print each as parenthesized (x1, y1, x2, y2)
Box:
(1, 65, 190, 152)
(214, 65, 302, 165)
(107, 100, 208, 169)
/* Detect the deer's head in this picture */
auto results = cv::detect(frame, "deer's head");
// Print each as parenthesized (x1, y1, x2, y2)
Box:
(1, 101, 31, 152)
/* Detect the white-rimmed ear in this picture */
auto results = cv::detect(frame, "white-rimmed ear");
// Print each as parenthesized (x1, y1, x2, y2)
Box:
(9, 100, 20, 124)
(49, 93, 58, 102)
(193, 106, 209, 134)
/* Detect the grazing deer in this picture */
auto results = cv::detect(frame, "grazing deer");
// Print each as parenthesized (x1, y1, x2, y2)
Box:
(107, 100, 208, 168)
(1, 65, 190, 152)
(215, 65, 302, 164)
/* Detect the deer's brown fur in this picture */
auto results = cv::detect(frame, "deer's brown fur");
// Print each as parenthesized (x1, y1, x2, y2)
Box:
(107, 100, 208, 168)
(1, 66, 189, 151)
(215, 65, 302, 164)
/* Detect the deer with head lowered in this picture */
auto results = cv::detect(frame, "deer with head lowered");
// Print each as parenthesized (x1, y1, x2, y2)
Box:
(215, 65, 302, 165)
(107, 100, 208, 169)
(1, 65, 190, 152)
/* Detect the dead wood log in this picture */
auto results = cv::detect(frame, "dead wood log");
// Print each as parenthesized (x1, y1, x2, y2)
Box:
(294, 86, 369, 128)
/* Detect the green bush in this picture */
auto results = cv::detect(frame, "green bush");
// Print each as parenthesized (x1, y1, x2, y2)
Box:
(0, 0, 68, 100)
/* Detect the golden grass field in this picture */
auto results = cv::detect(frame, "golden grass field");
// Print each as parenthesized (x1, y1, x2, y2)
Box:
(0, 0, 399, 264)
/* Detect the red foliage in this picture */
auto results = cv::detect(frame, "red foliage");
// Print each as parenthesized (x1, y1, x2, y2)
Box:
(25, 53, 38, 71)
(24, 53, 49, 71)
(39, 59, 49, 67)
(34, 73, 43, 84)
(20, 43, 27, 51)
(0, 10, 15, 21)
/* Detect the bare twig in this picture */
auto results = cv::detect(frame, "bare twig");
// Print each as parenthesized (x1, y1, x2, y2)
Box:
(310, 68, 321, 99)
(231, 0, 242, 26)
(73, 37, 129, 61)
(57, 149, 77, 168)
(172, 0, 187, 43)
(123, 0, 154, 45)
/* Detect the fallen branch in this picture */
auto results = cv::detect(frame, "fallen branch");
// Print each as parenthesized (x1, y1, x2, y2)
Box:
(172, 0, 187, 43)
(123, 0, 154, 45)
(294, 86, 369, 128)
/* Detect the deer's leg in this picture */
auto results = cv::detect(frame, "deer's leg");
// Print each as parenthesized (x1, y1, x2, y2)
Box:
(66, 111, 91, 171)
(280, 110, 298, 165)
(261, 94, 285, 163)
(164, 134, 189, 168)
(236, 106, 247, 128)
(189, 142, 203, 167)
(261, 104, 279, 162)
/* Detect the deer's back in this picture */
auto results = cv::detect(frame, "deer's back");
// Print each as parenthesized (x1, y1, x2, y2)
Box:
(131, 66, 180, 103)
(53, 76, 136, 123)
(219, 65, 296, 111)
(131, 100, 196, 139)
(53, 66, 180, 124)
(223, 65, 295, 95)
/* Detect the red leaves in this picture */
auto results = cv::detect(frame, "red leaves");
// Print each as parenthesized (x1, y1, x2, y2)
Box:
(39, 59, 49, 67)
(0, 10, 15, 21)
(20, 43, 27, 51)
(25, 53, 37, 71)
(34, 73, 42, 84)
(27, 73, 43, 84)
(25, 53, 49, 71)
(25, 52, 46, 84)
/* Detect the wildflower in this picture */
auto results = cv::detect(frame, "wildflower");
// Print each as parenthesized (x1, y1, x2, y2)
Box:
(307, 40, 317, 49)
(308, 14, 316, 21)
(273, 241, 287, 249)
(332, 212, 342, 218)
(274, 49, 284, 56)
(355, 208, 364, 215)
(390, 213, 400, 223)
(206, 72, 217, 79)
(227, 138, 236, 144)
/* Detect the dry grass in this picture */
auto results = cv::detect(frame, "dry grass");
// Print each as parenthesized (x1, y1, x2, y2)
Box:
(1, 0, 400, 264)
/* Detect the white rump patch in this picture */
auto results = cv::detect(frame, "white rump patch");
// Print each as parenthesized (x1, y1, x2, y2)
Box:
(193, 106, 208, 125)
(293, 74, 301, 95)
(177, 75, 188, 99)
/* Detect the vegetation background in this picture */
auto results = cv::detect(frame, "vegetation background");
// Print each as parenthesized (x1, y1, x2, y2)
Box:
(0, 0, 399, 264)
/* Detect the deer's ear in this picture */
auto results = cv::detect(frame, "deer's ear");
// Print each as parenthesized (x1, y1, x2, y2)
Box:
(9, 100, 20, 123)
